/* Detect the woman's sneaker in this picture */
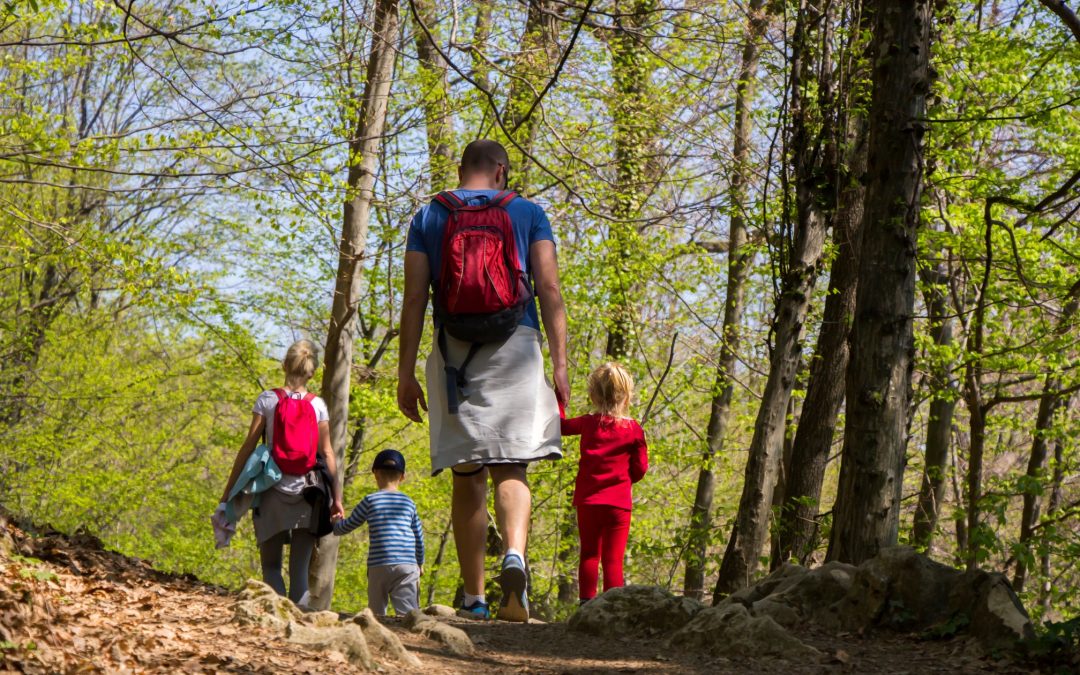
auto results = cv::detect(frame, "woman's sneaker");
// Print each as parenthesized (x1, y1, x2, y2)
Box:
(457, 599, 490, 620)
(497, 553, 529, 622)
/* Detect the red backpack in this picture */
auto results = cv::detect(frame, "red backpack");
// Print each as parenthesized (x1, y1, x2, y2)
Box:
(270, 389, 319, 475)
(432, 190, 532, 414)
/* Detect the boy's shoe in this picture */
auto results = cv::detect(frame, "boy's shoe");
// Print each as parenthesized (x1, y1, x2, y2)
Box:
(497, 553, 529, 622)
(457, 599, 490, 620)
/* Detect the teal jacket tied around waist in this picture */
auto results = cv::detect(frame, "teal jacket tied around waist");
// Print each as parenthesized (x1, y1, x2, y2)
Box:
(225, 444, 282, 523)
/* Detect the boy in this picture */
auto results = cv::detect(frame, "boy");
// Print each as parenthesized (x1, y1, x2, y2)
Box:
(333, 449, 425, 615)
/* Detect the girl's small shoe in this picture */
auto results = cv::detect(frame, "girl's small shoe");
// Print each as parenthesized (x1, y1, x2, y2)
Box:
(457, 600, 490, 620)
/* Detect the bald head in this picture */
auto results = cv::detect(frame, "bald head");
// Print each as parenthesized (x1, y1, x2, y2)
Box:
(458, 139, 511, 189)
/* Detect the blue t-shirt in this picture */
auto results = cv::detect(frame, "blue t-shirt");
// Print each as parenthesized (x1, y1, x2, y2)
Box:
(406, 189, 555, 330)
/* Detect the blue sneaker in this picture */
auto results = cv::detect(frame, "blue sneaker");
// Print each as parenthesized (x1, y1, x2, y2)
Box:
(497, 553, 529, 622)
(458, 599, 490, 620)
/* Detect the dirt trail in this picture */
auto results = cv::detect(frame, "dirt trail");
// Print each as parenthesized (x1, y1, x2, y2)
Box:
(0, 523, 1026, 673)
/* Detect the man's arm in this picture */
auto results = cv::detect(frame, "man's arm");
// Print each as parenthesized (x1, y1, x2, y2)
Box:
(397, 250, 431, 422)
(531, 240, 569, 405)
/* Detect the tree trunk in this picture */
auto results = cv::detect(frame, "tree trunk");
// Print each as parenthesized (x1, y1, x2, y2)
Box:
(713, 0, 832, 595)
(683, 0, 766, 601)
(1012, 384, 1062, 591)
(503, 0, 559, 193)
(425, 517, 453, 605)
(963, 399, 987, 570)
(1013, 281, 1080, 589)
(604, 0, 658, 360)
(826, 0, 932, 565)
(1038, 438, 1065, 610)
(713, 194, 827, 594)
(911, 265, 957, 549)
(413, 0, 456, 190)
(773, 112, 868, 567)
(308, 0, 401, 611)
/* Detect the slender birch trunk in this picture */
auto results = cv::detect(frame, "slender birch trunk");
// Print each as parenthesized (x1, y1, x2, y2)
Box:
(307, 0, 401, 611)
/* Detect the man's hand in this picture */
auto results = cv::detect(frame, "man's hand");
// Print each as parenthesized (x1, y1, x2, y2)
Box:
(397, 374, 428, 423)
(331, 499, 345, 522)
(553, 364, 570, 407)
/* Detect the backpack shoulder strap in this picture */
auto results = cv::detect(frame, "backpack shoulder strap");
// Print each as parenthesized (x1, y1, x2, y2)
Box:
(433, 191, 465, 211)
(491, 190, 517, 208)
(273, 388, 286, 402)
(302, 393, 316, 402)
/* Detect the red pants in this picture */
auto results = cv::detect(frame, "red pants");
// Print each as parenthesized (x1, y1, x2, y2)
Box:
(577, 504, 632, 600)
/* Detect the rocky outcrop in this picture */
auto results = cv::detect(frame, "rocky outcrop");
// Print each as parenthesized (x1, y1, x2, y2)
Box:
(670, 604, 821, 660)
(568, 585, 704, 637)
(233, 580, 304, 631)
(405, 607, 476, 656)
(568, 548, 1034, 659)
(232, 580, 420, 669)
(285, 621, 376, 669)
(423, 603, 458, 618)
(823, 547, 1033, 651)
(352, 609, 423, 667)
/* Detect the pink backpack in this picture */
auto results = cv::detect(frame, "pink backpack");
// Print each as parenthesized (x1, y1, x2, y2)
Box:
(270, 389, 319, 475)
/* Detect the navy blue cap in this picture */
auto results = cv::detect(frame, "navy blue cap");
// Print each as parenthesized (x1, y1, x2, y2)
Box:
(372, 449, 406, 473)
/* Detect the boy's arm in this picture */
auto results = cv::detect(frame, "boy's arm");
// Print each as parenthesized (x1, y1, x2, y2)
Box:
(333, 497, 369, 536)
(412, 507, 425, 566)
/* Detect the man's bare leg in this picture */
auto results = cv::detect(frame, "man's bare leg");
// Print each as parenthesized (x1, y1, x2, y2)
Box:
(491, 464, 531, 621)
(490, 464, 530, 553)
(452, 465, 488, 598)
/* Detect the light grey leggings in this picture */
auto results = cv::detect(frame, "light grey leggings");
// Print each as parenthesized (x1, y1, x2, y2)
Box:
(259, 528, 316, 604)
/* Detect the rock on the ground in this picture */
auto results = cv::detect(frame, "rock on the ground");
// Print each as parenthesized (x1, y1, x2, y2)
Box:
(951, 570, 1035, 651)
(286, 621, 377, 670)
(831, 546, 962, 632)
(301, 610, 344, 628)
(742, 561, 858, 629)
(670, 603, 821, 660)
(744, 547, 1035, 652)
(424, 603, 458, 617)
(233, 580, 419, 669)
(352, 609, 422, 667)
(232, 580, 303, 631)
(404, 608, 475, 656)
(568, 585, 704, 637)
(826, 547, 1034, 652)
(725, 563, 808, 608)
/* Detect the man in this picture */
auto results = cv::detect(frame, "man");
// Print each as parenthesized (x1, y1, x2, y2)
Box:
(397, 139, 569, 622)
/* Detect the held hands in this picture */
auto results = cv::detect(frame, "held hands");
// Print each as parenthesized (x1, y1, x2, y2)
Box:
(397, 374, 428, 423)
(552, 364, 570, 408)
(330, 499, 345, 522)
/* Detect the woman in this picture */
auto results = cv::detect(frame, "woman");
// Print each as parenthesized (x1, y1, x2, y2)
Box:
(220, 339, 344, 604)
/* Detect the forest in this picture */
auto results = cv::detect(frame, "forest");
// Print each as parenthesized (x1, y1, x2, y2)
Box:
(1, 0, 1079, 625)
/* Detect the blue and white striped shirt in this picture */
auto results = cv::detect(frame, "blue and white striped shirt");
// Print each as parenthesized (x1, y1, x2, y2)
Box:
(334, 490, 425, 567)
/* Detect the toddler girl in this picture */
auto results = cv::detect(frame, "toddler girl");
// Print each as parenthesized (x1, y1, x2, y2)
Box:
(560, 362, 649, 602)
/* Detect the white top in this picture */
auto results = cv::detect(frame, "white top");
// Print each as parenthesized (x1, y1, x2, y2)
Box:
(253, 389, 329, 494)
